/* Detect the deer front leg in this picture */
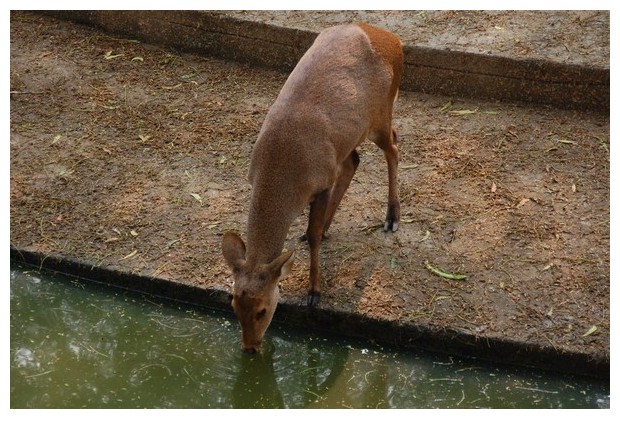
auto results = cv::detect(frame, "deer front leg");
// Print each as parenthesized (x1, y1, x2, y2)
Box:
(306, 189, 330, 306)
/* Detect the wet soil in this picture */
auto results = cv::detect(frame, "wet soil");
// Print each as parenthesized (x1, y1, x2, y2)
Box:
(10, 12, 609, 364)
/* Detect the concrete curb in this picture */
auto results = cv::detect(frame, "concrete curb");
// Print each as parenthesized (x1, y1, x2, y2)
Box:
(42, 10, 609, 112)
(11, 247, 610, 380)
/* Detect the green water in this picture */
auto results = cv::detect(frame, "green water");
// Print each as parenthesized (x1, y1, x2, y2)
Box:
(10, 263, 609, 409)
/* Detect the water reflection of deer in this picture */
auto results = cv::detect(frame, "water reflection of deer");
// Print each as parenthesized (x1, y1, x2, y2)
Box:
(231, 343, 284, 408)
(231, 341, 350, 409)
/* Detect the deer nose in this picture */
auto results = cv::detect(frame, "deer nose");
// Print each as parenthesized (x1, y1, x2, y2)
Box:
(242, 346, 257, 355)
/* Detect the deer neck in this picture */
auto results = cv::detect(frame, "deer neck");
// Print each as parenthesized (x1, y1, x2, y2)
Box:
(244, 183, 300, 267)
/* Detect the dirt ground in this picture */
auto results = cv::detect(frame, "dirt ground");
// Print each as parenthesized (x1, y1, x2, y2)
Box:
(10, 12, 610, 362)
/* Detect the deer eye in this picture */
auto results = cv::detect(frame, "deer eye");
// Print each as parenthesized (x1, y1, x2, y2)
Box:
(256, 308, 267, 320)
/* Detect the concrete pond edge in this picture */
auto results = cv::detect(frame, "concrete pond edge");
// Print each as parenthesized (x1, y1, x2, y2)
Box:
(11, 247, 609, 380)
(40, 10, 609, 112)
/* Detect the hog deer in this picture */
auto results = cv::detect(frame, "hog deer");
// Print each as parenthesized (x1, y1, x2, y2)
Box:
(222, 23, 403, 353)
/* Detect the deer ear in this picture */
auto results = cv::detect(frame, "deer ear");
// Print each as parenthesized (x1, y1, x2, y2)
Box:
(222, 231, 246, 271)
(268, 250, 295, 281)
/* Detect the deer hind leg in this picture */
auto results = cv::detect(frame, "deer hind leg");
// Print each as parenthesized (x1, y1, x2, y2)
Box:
(305, 188, 330, 306)
(322, 149, 360, 237)
(370, 125, 400, 232)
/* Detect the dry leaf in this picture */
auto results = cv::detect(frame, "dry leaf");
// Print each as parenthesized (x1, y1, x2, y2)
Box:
(120, 249, 137, 260)
(582, 325, 598, 337)
(516, 198, 530, 208)
(450, 109, 478, 115)
(165, 239, 180, 250)
(439, 100, 453, 112)
(424, 261, 467, 280)
(190, 193, 203, 205)
(104, 50, 124, 60)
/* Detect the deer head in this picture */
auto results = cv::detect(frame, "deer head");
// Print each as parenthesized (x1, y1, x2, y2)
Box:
(222, 231, 295, 353)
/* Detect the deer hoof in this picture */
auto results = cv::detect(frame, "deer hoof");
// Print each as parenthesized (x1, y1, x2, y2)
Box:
(300, 232, 329, 242)
(384, 201, 400, 232)
(307, 292, 321, 307)
(384, 219, 399, 232)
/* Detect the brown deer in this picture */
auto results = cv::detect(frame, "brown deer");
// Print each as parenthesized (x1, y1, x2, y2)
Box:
(222, 23, 403, 353)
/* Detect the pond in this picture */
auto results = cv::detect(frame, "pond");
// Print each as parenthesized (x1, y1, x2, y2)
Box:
(10, 263, 609, 409)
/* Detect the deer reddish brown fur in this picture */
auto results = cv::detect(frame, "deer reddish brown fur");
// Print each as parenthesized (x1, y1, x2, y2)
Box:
(222, 23, 404, 353)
